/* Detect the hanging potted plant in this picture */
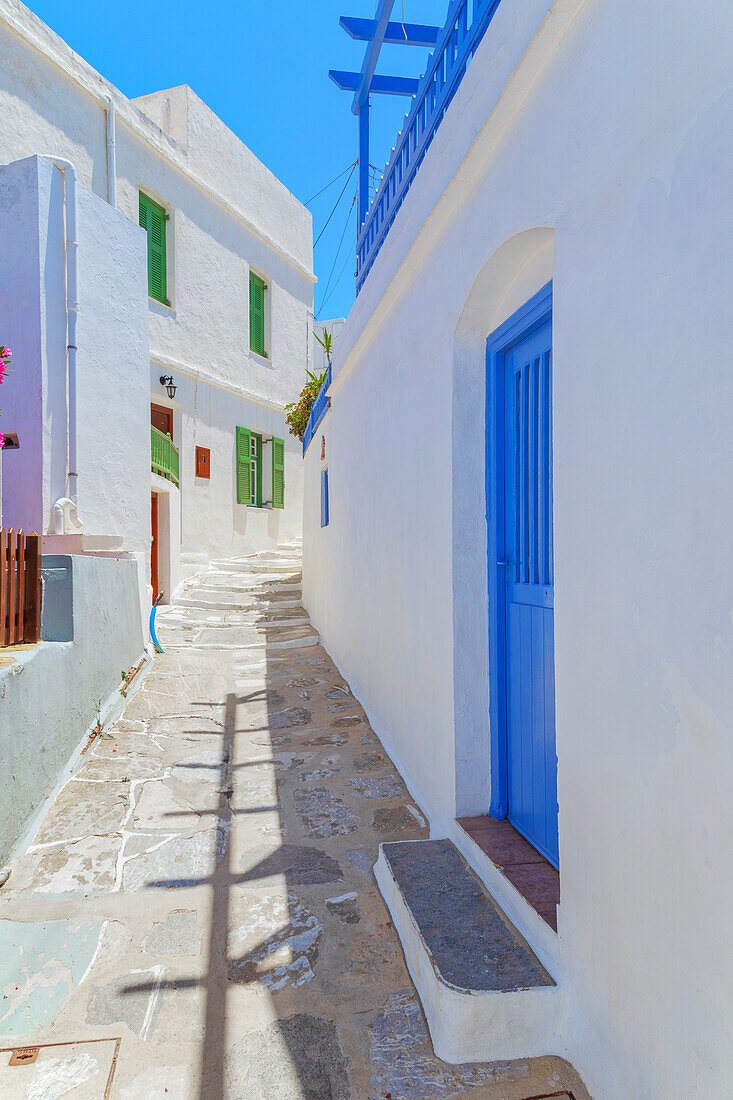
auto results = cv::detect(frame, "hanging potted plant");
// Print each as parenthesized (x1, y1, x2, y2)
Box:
(285, 328, 333, 442)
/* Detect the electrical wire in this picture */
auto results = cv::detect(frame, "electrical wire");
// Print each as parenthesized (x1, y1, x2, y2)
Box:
(317, 243, 355, 320)
(304, 160, 357, 206)
(316, 189, 355, 315)
(313, 162, 357, 250)
(316, 188, 357, 318)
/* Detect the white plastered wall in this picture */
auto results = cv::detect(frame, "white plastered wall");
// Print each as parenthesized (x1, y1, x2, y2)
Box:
(303, 0, 733, 1096)
(0, 156, 150, 622)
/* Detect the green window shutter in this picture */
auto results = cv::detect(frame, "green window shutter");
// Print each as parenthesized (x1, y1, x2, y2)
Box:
(272, 436, 285, 509)
(236, 426, 251, 505)
(254, 434, 263, 507)
(139, 192, 168, 304)
(249, 272, 266, 357)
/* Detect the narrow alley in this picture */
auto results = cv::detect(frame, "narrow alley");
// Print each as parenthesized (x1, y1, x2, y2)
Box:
(0, 549, 586, 1098)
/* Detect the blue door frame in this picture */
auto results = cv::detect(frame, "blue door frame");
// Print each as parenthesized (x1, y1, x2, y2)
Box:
(486, 282, 558, 864)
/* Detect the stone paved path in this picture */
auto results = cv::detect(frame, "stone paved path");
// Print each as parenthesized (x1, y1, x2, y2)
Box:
(0, 549, 588, 1099)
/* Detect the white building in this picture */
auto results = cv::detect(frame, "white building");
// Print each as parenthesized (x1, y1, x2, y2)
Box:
(302, 1, 733, 1098)
(0, 0, 314, 609)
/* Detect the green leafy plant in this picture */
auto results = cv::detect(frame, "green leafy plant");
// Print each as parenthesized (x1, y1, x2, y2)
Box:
(313, 327, 333, 367)
(285, 328, 333, 442)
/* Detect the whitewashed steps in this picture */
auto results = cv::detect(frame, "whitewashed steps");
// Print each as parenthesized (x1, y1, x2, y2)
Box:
(159, 547, 318, 651)
(375, 839, 562, 1064)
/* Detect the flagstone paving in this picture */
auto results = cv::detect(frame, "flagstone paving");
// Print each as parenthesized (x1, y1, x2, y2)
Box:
(0, 549, 589, 1099)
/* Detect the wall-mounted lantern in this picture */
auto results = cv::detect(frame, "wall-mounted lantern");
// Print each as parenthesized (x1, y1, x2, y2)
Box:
(159, 375, 177, 400)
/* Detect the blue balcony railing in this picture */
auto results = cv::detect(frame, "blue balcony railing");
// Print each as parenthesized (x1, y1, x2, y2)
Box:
(302, 365, 332, 455)
(356, 0, 503, 292)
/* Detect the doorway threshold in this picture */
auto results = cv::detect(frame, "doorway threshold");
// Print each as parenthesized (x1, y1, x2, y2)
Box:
(457, 815, 560, 931)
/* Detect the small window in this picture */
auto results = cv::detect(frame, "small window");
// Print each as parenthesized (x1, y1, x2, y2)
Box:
(139, 192, 169, 305)
(195, 446, 210, 479)
(249, 271, 267, 357)
(235, 428, 285, 508)
(249, 432, 261, 505)
(321, 467, 329, 527)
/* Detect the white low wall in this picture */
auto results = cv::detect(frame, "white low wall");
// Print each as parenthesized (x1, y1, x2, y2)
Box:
(0, 554, 145, 864)
(303, 1, 733, 1097)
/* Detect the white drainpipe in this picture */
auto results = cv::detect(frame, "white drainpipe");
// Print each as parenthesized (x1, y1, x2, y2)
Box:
(42, 156, 83, 535)
(105, 98, 117, 207)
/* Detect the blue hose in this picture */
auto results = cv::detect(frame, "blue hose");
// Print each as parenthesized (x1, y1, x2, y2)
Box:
(150, 595, 164, 654)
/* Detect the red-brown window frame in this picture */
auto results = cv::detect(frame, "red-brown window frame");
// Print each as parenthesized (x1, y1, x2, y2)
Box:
(195, 446, 210, 479)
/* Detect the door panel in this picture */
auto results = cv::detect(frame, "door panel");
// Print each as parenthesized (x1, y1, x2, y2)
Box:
(151, 403, 173, 437)
(151, 492, 159, 604)
(504, 318, 558, 866)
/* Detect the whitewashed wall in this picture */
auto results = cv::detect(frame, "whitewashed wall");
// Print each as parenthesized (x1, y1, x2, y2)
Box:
(303, 0, 733, 1097)
(0, 156, 150, 604)
(0, 0, 313, 583)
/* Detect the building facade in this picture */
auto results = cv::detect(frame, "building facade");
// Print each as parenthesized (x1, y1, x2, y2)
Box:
(302, 1, 733, 1097)
(0, 0, 314, 609)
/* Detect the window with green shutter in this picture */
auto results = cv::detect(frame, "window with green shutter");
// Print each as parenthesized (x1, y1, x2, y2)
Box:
(236, 427, 251, 505)
(236, 427, 263, 506)
(272, 436, 285, 509)
(249, 272, 267, 357)
(139, 192, 169, 304)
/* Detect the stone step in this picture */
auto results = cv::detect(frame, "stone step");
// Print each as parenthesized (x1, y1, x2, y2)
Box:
(252, 550, 303, 562)
(374, 839, 561, 1064)
(202, 576, 302, 591)
(209, 559, 302, 578)
(176, 585, 301, 611)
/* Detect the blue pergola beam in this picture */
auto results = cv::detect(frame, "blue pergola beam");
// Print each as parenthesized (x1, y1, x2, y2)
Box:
(351, 0, 396, 114)
(340, 15, 440, 47)
(329, 69, 419, 96)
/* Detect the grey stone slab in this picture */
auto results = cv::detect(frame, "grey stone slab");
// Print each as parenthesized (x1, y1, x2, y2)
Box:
(33, 781, 129, 845)
(345, 849, 374, 877)
(382, 840, 554, 993)
(122, 828, 225, 891)
(85, 967, 161, 1036)
(225, 1015, 350, 1100)
(353, 751, 387, 772)
(370, 988, 529, 1099)
(16, 833, 121, 895)
(348, 776, 403, 799)
(293, 787, 357, 838)
(143, 910, 203, 956)
(372, 805, 424, 833)
(228, 892, 321, 992)
(326, 891, 361, 924)
(236, 844, 343, 885)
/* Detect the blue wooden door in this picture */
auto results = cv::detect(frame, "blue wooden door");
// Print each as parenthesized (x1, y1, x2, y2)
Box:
(503, 317, 558, 866)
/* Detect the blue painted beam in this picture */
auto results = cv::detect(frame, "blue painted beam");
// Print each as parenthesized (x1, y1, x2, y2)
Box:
(358, 102, 370, 228)
(351, 0, 396, 114)
(329, 69, 419, 96)
(340, 15, 440, 47)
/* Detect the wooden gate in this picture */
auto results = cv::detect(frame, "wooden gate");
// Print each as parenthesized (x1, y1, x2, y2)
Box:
(1, 528, 42, 647)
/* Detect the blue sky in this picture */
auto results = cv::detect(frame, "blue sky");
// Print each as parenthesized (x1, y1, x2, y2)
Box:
(30, 0, 449, 322)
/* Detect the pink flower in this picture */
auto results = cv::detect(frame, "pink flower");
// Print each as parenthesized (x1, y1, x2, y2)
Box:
(0, 434, 4, 449)
(0, 346, 10, 359)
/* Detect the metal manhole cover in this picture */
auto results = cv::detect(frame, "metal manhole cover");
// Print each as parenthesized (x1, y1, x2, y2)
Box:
(0, 1038, 120, 1098)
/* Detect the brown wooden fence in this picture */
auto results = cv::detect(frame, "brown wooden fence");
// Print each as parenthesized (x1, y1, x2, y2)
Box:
(1, 528, 41, 647)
